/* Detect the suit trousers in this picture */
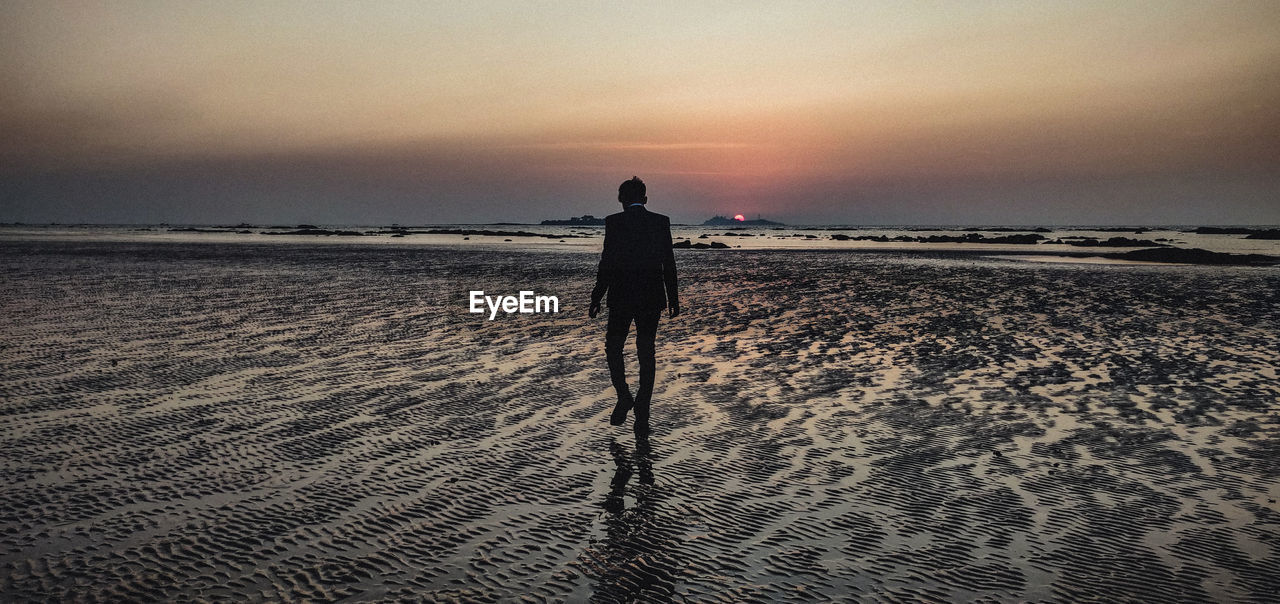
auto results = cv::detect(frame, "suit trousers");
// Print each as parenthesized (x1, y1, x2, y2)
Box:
(605, 308, 661, 422)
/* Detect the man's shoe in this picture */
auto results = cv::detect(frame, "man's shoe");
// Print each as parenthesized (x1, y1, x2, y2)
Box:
(633, 420, 651, 437)
(610, 395, 633, 426)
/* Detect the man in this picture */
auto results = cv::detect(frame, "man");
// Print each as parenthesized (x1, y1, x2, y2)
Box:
(589, 176, 679, 436)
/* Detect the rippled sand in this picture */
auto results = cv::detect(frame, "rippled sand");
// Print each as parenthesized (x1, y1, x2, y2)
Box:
(2, 240, 1278, 601)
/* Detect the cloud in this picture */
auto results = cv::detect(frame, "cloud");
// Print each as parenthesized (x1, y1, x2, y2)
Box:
(502, 142, 755, 151)
(3, 2, 1278, 224)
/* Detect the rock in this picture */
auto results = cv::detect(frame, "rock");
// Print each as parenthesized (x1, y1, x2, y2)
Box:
(1101, 247, 1278, 265)
(261, 229, 364, 236)
(1066, 237, 1167, 247)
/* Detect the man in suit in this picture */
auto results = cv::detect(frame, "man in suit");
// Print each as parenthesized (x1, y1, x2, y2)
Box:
(589, 176, 679, 436)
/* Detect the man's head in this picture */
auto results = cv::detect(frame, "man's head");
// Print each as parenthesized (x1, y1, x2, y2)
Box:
(618, 176, 647, 205)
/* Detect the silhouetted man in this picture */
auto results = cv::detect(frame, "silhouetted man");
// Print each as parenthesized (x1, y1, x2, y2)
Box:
(589, 176, 679, 436)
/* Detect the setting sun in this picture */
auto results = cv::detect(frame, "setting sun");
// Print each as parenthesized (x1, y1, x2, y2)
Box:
(733, 214, 745, 222)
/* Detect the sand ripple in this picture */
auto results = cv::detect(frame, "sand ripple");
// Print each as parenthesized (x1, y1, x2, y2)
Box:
(2, 241, 1278, 601)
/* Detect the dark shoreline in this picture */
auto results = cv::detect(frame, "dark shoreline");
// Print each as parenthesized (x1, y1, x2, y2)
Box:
(5, 238, 1276, 267)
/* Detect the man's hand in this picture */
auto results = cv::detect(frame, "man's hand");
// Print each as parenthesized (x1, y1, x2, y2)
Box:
(589, 301, 601, 318)
(669, 303, 680, 318)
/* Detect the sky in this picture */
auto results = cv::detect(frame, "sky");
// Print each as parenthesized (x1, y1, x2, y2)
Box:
(2, 1, 1278, 225)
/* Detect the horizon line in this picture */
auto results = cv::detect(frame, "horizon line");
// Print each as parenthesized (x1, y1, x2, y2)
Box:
(3, 221, 1279, 229)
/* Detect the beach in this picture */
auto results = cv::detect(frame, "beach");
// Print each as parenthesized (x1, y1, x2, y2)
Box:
(1, 237, 1278, 601)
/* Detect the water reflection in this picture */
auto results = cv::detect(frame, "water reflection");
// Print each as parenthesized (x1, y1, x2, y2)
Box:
(591, 434, 679, 601)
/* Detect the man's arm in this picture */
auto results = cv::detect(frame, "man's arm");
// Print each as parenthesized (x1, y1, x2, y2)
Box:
(662, 217, 679, 317)
(589, 220, 614, 315)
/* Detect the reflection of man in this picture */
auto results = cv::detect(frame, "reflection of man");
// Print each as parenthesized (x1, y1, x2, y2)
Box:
(593, 437, 676, 600)
(589, 176, 679, 436)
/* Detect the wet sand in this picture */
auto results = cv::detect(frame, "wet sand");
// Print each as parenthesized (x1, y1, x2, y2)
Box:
(2, 240, 1278, 601)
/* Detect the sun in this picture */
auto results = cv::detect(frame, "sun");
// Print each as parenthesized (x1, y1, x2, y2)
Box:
(733, 214, 746, 221)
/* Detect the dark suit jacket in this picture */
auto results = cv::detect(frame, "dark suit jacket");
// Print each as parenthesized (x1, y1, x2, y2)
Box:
(591, 205, 678, 313)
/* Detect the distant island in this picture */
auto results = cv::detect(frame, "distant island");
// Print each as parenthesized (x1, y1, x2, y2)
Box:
(703, 215, 784, 226)
(541, 215, 605, 226)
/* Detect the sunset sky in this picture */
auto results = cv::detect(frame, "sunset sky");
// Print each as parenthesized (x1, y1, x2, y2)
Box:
(2, 1, 1278, 225)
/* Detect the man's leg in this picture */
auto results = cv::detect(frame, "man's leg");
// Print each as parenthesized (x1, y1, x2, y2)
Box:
(631, 310, 661, 430)
(605, 309, 634, 424)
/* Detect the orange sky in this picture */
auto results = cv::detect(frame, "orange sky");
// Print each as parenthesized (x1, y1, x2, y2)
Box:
(3, 1, 1278, 224)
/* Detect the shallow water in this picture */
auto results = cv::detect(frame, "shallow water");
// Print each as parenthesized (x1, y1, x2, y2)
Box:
(1, 240, 1277, 601)
(4, 223, 1279, 258)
